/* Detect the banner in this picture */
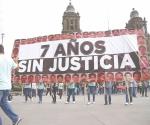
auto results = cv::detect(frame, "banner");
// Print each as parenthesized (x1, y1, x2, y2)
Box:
(11, 29, 150, 83)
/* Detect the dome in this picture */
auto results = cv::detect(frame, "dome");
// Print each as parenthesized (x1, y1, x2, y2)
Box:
(65, 2, 75, 12)
(130, 8, 139, 18)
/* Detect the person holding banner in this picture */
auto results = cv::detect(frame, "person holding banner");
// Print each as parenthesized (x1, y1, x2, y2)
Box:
(97, 72, 105, 95)
(115, 72, 125, 94)
(124, 72, 135, 105)
(50, 75, 58, 104)
(27, 75, 36, 99)
(57, 75, 64, 100)
(80, 74, 88, 95)
(87, 73, 97, 105)
(23, 80, 32, 103)
(65, 74, 77, 104)
(37, 79, 45, 104)
(64, 74, 71, 96)
(104, 73, 114, 105)
(0, 44, 22, 125)
(141, 80, 149, 97)
(46, 84, 51, 96)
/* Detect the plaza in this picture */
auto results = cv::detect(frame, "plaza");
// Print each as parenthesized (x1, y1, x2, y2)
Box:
(1, 93, 150, 125)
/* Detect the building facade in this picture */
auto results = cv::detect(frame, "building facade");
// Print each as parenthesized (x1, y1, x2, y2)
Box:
(62, 3, 150, 61)
(62, 1, 81, 34)
(126, 8, 150, 61)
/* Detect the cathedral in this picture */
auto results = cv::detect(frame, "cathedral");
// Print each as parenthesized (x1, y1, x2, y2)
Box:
(62, 1, 81, 34)
(62, 1, 150, 62)
(126, 8, 150, 62)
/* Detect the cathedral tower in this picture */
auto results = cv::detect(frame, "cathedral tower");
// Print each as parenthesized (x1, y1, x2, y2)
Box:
(62, 0, 81, 34)
(126, 8, 147, 34)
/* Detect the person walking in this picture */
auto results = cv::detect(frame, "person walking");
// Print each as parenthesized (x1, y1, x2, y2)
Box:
(0, 44, 21, 125)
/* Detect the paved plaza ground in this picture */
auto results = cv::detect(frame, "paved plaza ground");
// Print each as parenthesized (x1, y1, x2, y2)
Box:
(0, 93, 150, 125)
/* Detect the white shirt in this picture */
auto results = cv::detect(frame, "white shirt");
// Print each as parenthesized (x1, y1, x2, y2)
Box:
(23, 83, 32, 88)
(31, 83, 37, 89)
(37, 83, 45, 89)
(58, 82, 64, 89)
(0, 54, 17, 90)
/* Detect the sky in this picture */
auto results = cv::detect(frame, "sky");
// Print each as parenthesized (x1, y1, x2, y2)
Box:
(0, 0, 150, 56)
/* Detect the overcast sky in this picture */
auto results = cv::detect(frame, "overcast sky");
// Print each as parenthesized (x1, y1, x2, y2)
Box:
(0, 0, 149, 56)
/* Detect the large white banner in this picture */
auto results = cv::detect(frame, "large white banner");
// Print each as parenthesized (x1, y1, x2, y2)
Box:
(12, 29, 150, 82)
(17, 34, 140, 74)
(19, 35, 138, 59)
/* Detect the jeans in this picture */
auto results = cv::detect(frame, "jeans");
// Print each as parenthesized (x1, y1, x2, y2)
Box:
(24, 88, 32, 102)
(98, 87, 104, 95)
(32, 89, 36, 97)
(133, 87, 137, 97)
(76, 87, 80, 95)
(67, 89, 75, 102)
(0, 90, 18, 124)
(81, 87, 85, 95)
(52, 91, 57, 103)
(46, 88, 51, 96)
(104, 88, 112, 104)
(52, 88, 57, 103)
(37, 89, 44, 103)
(58, 89, 63, 99)
(0, 117, 2, 125)
(125, 87, 133, 103)
(142, 86, 148, 97)
(87, 86, 96, 102)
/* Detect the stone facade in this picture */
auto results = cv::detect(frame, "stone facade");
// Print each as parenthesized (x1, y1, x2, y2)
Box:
(126, 8, 150, 62)
(61, 5, 150, 61)
(62, 2, 81, 34)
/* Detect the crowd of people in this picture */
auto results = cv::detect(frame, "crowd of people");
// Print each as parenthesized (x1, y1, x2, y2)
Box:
(19, 73, 150, 106)
(0, 43, 150, 125)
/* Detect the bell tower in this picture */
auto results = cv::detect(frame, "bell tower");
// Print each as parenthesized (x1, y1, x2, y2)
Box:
(126, 8, 150, 63)
(62, 0, 81, 34)
(126, 8, 147, 34)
